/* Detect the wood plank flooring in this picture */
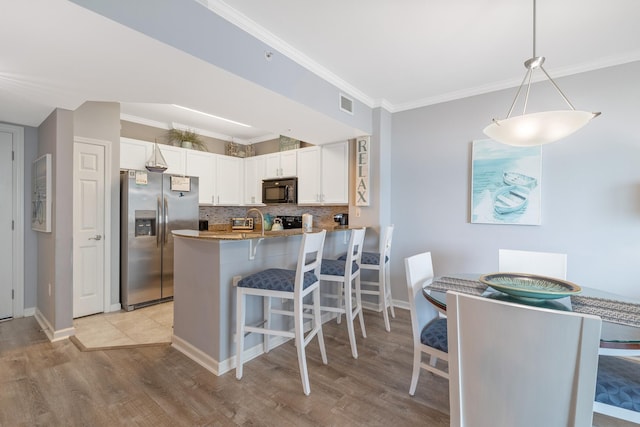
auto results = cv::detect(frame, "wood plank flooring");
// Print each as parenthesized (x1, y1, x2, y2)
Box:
(0, 309, 633, 426)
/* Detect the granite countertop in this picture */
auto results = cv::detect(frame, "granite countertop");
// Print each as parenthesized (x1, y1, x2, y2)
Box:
(173, 226, 357, 241)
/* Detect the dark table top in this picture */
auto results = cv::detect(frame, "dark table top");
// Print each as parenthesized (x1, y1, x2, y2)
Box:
(423, 274, 640, 354)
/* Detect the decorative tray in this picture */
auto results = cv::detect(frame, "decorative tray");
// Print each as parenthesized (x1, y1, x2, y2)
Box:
(479, 272, 581, 301)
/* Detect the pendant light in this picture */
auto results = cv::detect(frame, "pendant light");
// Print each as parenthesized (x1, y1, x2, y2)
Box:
(483, 0, 600, 146)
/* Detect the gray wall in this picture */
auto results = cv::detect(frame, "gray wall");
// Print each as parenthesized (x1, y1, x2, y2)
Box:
(23, 125, 38, 309)
(74, 101, 121, 308)
(37, 109, 74, 331)
(390, 61, 640, 301)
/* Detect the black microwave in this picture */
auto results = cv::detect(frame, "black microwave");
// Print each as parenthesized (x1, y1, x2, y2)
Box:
(262, 177, 297, 204)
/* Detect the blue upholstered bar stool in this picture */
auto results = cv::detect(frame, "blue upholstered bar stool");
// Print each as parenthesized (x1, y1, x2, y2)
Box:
(235, 230, 327, 396)
(318, 227, 366, 359)
(342, 225, 395, 332)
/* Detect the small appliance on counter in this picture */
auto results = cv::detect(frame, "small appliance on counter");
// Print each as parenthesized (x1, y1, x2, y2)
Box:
(302, 213, 313, 232)
(231, 217, 254, 230)
(271, 218, 283, 231)
(334, 213, 349, 226)
(276, 215, 303, 229)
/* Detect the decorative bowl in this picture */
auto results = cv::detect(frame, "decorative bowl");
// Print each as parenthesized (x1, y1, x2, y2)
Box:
(479, 272, 581, 301)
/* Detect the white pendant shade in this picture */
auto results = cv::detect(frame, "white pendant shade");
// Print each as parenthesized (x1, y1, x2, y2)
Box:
(482, 0, 599, 146)
(484, 110, 598, 147)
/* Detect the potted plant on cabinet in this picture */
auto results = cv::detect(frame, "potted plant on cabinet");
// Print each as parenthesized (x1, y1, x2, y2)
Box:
(166, 128, 207, 151)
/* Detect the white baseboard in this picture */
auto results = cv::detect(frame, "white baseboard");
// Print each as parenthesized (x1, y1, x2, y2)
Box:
(172, 334, 290, 376)
(23, 307, 36, 317)
(109, 303, 122, 312)
(34, 308, 75, 342)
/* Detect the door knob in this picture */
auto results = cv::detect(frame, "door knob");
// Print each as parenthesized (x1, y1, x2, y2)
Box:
(89, 234, 102, 240)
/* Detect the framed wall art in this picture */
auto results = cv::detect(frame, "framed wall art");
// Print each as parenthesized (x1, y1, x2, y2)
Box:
(471, 139, 541, 225)
(32, 153, 52, 232)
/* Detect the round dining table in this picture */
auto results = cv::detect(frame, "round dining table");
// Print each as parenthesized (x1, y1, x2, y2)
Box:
(423, 274, 640, 356)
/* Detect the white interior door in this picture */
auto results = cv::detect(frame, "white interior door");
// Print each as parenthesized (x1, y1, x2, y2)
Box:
(73, 141, 105, 318)
(0, 131, 13, 320)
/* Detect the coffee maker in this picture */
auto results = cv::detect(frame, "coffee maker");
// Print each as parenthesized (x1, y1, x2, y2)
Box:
(333, 213, 349, 226)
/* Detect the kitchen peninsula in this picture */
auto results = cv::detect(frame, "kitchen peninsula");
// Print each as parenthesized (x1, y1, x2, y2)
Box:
(170, 227, 354, 376)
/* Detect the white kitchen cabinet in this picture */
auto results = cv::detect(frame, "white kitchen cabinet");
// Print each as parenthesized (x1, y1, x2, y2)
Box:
(120, 138, 152, 170)
(243, 156, 265, 205)
(263, 150, 297, 178)
(160, 144, 186, 175)
(320, 141, 349, 204)
(215, 155, 243, 205)
(185, 151, 243, 205)
(296, 146, 322, 204)
(185, 150, 216, 204)
(297, 142, 348, 205)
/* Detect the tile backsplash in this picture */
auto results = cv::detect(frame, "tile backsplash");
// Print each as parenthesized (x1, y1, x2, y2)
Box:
(199, 205, 349, 230)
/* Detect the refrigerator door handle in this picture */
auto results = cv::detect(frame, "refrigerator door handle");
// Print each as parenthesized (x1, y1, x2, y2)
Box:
(157, 196, 162, 247)
(164, 196, 169, 244)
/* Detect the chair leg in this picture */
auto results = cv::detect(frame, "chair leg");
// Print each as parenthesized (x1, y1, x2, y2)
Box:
(336, 282, 343, 324)
(344, 279, 358, 359)
(263, 295, 271, 353)
(380, 269, 391, 332)
(355, 275, 366, 339)
(235, 290, 246, 380)
(409, 347, 421, 396)
(385, 264, 396, 318)
(313, 287, 328, 365)
(294, 297, 311, 396)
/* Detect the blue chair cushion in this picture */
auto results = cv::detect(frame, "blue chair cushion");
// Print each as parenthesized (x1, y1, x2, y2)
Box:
(321, 259, 359, 276)
(338, 251, 388, 266)
(420, 318, 448, 353)
(596, 356, 640, 412)
(238, 268, 318, 292)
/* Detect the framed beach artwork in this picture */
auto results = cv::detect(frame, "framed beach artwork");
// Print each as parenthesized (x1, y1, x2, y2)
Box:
(471, 139, 541, 225)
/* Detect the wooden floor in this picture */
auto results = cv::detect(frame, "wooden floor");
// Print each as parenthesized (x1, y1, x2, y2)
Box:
(0, 309, 633, 426)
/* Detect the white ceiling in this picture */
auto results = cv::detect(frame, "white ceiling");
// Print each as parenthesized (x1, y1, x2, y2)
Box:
(2, 0, 640, 144)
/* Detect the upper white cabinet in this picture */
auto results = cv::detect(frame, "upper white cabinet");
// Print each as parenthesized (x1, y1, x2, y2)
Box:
(185, 150, 216, 205)
(297, 141, 348, 205)
(296, 146, 322, 204)
(244, 156, 265, 205)
(215, 155, 243, 205)
(120, 138, 152, 170)
(263, 150, 297, 178)
(160, 144, 186, 175)
(185, 151, 243, 205)
(320, 141, 349, 204)
(120, 138, 347, 206)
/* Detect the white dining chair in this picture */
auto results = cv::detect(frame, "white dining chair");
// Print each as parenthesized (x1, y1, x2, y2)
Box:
(404, 252, 448, 396)
(447, 290, 602, 427)
(593, 355, 640, 423)
(235, 230, 327, 396)
(318, 227, 367, 359)
(498, 248, 567, 279)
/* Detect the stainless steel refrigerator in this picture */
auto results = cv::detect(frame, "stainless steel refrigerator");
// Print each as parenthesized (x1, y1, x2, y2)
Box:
(120, 170, 199, 311)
